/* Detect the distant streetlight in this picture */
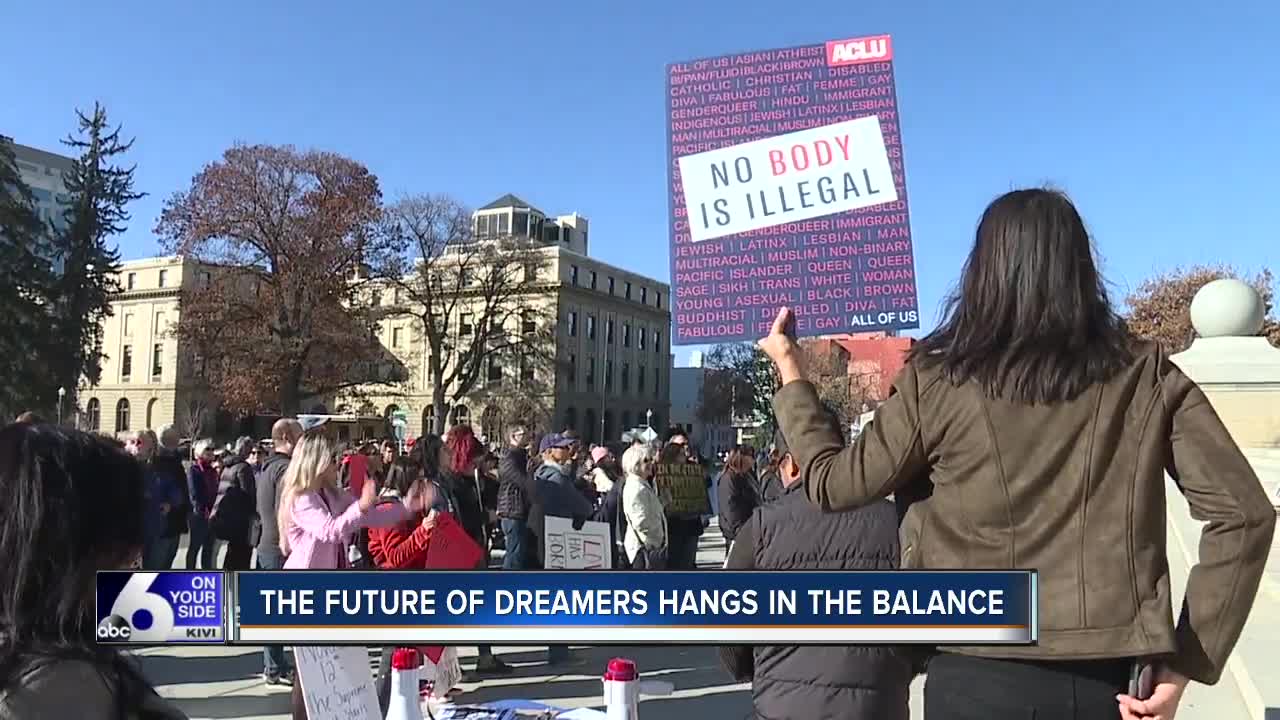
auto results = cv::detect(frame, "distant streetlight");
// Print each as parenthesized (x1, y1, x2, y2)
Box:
(57, 386, 66, 425)
(645, 409, 653, 429)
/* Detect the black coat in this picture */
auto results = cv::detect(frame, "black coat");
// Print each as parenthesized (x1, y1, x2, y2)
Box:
(211, 457, 257, 544)
(716, 469, 759, 544)
(497, 447, 534, 520)
(720, 486, 913, 720)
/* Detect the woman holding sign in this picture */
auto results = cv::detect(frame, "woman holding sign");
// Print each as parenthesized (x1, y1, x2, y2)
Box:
(758, 188, 1276, 720)
(277, 426, 424, 719)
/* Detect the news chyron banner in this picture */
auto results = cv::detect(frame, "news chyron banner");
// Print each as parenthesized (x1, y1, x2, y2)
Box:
(666, 35, 920, 345)
(96, 571, 225, 644)
(234, 571, 1036, 645)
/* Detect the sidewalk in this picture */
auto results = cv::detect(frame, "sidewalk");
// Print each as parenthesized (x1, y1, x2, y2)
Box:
(143, 525, 1240, 719)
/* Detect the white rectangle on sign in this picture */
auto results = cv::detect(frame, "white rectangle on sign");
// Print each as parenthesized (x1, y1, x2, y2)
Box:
(543, 516, 613, 570)
(677, 115, 898, 242)
(294, 645, 381, 720)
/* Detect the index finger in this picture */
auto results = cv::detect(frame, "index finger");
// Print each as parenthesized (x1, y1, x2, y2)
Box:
(770, 307, 793, 335)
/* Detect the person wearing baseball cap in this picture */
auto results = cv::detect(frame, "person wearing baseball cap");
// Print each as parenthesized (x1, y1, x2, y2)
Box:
(530, 432, 593, 667)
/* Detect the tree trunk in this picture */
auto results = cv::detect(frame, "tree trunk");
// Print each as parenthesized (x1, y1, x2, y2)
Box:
(280, 364, 304, 417)
(430, 364, 448, 435)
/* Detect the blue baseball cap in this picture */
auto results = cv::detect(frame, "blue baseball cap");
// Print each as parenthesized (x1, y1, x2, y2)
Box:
(539, 433, 575, 452)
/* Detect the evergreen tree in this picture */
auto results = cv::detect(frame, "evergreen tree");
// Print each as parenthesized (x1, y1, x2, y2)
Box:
(47, 104, 143, 414)
(0, 136, 57, 419)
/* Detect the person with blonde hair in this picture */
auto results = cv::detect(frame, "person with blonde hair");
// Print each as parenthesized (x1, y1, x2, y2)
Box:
(129, 430, 183, 570)
(277, 429, 422, 718)
(278, 431, 417, 568)
(620, 442, 667, 570)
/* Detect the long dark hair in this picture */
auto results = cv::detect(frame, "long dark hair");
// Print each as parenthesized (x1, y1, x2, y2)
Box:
(383, 458, 421, 497)
(0, 423, 154, 713)
(910, 188, 1134, 404)
(408, 434, 444, 480)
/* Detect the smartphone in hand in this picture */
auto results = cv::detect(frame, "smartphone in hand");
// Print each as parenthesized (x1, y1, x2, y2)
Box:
(1128, 661, 1154, 700)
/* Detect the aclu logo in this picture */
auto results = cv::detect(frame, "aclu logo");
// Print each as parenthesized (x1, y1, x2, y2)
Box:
(825, 35, 894, 66)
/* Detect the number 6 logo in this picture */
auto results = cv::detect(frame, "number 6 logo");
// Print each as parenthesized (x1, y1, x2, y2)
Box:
(110, 573, 174, 642)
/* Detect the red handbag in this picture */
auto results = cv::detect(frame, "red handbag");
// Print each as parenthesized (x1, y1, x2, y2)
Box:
(423, 511, 484, 571)
(416, 512, 483, 667)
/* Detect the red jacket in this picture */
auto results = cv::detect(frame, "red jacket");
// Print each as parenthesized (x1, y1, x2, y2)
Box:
(367, 504, 434, 570)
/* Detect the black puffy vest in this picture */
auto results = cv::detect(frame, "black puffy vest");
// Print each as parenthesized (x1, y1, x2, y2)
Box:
(751, 489, 913, 720)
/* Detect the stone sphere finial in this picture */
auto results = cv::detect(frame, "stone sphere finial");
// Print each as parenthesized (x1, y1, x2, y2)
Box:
(1189, 278, 1265, 338)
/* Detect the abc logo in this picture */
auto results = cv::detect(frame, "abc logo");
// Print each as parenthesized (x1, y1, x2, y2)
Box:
(96, 615, 133, 641)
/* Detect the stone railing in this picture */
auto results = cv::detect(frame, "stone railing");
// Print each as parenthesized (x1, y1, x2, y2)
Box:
(1168, 278, 1280, 720)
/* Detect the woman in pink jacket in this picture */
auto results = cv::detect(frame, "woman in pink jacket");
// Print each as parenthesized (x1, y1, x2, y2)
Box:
(276, 428, 421, 718)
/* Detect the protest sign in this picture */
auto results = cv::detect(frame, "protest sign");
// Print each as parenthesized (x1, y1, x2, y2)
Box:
(667, 34, 920, 344)
(655, 462, 710, 514)
(294, 645, 381, 720)
(543, 516, 613, 569)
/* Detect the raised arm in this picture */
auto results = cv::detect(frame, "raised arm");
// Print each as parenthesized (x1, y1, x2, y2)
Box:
(772, 365, 929, 512)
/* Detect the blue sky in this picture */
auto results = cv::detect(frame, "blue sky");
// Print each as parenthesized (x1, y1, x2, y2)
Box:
(4, 0, 1278, 366)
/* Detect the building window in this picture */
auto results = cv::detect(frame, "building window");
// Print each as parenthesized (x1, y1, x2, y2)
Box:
(586, 357, 596, 389)
(641, 287, 648, 305)
(608, 277, 615, 295)
(623, 323, 631, 348)
(370, 289, 381, 307)
(564, 407, 578, 434)
(127, 273, 136, 290)
(158, 269, 168, 288)
(200, 270, 211, 286)
(567, 311, 577, 337)
(86, 398, 100, 431)
(121, 346, 133, 381)
(459, 269, 473, 287)
(568, 354, 577, 384)
(605, 360, 613, 391)
(639, 328, 647, 351)
(123, 313, 133, 337)
(155, 312, 166, 336)
(523, 263, 538, 282)
(521, 310, 536, 335)
(655, 330, 662, 354)
(393, 287, 402, 305)
(392, 327, 403, 347)
(625, 281, 633, 300)
(146, 398, 158, 428)
(590, 271, 598, 290)
(606, 318, 614, 344)
(587, 314, 596, 340)
(151, 344, 163, 381)
(656, 291, 663, 309)
(570, 265, 579, 285)
(520, 355, 535, 382)
(115, 399, 130, 433)
(460, 313, 474, 336)
(639, 365, 647, 394)
(452, 404, 471, 426)
(487, 357, 502, 385)
(497, 213, 509, 234)
(622, 363, 630, 392)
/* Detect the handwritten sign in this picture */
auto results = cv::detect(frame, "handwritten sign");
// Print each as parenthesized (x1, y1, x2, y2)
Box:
(655, 463, 710, 515)
(543, 516, 613, 569)
(295, 645, 381, 720)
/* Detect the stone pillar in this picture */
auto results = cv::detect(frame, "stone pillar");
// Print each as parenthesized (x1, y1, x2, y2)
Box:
(1170, 278, 1280, 504)
(1167, 278, 1280, 719)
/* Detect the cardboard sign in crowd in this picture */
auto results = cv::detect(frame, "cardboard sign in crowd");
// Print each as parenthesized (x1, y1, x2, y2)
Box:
(655, 463, 711, 515)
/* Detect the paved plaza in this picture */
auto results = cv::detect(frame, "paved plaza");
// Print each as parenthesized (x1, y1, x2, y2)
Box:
(136, 523, 1250, 719)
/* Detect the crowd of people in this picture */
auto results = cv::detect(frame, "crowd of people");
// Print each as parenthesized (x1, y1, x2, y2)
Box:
(0, 188, 1276, 720)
